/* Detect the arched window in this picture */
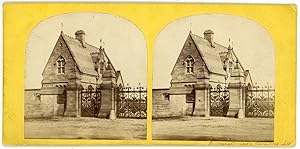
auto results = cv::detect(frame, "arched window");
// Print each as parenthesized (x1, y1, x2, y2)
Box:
(56, 56, 66, 74)
(185, 56, 194, 74)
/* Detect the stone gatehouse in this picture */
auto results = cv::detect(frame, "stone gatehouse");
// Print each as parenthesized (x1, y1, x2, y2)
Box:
(25, 30, 124, 118)
(153, 30, 253, 118)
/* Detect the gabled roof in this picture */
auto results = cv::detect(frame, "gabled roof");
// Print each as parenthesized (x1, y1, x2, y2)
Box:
(189, 33, 227, 76)
(61, 33, 117, 76)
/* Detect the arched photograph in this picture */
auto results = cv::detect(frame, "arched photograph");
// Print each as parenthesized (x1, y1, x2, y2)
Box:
(24, 12, 147, 140)
(152, 14, 275, 141)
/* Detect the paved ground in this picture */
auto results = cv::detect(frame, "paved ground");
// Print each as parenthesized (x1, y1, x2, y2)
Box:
(25, 117, 146, 140)
(152, 117, 274, 142)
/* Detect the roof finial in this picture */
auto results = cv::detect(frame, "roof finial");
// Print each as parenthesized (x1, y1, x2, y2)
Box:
(99, 38, 103, 50)
(227, 38, 232, 49)
(60, 22, 64, 34)
(99, 38, 106, 51)
(103, 41, 105, 50)
(189, 22, 192, 33)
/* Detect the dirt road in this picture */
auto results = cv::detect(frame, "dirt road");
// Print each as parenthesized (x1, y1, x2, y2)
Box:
(25, 117, 146, 140)
(152, 117, 273, 142)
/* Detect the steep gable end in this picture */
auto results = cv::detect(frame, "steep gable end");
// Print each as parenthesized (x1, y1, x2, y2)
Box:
(42, 34, 79, 84)
(171, 33, 207, 83)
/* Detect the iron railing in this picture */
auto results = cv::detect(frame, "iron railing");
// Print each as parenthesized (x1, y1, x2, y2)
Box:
(209, 86, 230, 117)
(245, 85, 275, 118)
(117, 84, 147, 119)
(81, 85, 101, 117)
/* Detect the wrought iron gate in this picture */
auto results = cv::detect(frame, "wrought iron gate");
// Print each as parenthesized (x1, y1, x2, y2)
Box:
(209, 86, 230, 117)
(81, 85, 101, 117)
(245, 85, 275, 118)
(117, 85, 147, 118)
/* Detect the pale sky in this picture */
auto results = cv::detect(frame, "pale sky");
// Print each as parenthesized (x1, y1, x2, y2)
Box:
(153, 14, 275, 88)
(25, 12, 147, 89)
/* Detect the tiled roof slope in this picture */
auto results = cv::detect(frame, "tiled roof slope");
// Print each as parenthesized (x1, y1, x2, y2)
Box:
(61, 33, 117, 76)
(190, 33, 227, 75)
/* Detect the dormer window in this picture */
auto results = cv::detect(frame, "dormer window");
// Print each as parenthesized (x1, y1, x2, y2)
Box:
(57, 56, 65, 74)
(185, 56, 194, 74)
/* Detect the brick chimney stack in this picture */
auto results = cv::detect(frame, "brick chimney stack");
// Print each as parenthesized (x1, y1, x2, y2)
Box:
(75, 30, 86, 48)
(203, 29, 215, 47)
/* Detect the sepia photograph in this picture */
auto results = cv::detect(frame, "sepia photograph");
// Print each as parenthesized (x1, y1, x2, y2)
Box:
(152, 14, 275, 142)
(3, 2, 296, 146)
(24, 12, 147, 140)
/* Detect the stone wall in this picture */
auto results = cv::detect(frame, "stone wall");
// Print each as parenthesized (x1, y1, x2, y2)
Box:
(169, 94, 188, 116)
(25, 89, 41, 118)
(25, 89, 50, 118)
(152, 89, 190, 118)
(25, 89, 67, 118)
(152, 89, 170, 118)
